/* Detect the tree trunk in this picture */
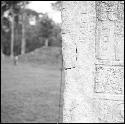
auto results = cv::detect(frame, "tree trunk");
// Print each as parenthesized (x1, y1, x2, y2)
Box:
(10, 8, 14, 58)
(21, 14, 25, 55)
(1, 16, 4, 59)
(21, 2, 26, 55)
(45, 39, 49, 47)
(1, 49, 4, 59)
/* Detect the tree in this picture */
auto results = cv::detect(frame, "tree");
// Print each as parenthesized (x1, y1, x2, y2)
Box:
(21, 1, 26, 55)
(1, 5, 62, 56)
(51, 1, 62, 11)
(2, 1, 18, 57)
(38, 14, 54, 47)
(21, 8, 39, 53)
(1, 1, 29, 57)
(49, 23, 62, 47)
(51, 1, 62, 47)
(1, 17, 11, 56)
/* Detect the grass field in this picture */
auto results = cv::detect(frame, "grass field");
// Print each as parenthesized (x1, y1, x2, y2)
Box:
(1, 47, 64, 123)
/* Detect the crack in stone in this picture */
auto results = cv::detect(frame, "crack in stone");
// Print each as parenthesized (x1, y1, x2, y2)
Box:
(64, 67, 76, 70)
(76, 47, 77, 61)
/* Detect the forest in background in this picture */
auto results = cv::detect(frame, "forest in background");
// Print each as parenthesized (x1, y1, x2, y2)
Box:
(1, 1, 62, 56)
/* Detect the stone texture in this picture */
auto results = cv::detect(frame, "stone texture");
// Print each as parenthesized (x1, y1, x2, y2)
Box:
(62, 1, 97, 123)
(96, 21, 115, 60)
(95, 64, 124, 94)
(115, 34, 124, 61)
(62, 1, 124, 123)
(93, 99, 124, 123)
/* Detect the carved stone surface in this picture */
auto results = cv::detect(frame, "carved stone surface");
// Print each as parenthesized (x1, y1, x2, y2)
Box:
(95, 64, 124, 94)
(62, 36, 77, 68)
(114, 21, 124, 35)
(93, 99, 124, 123)
(114, 21, 124, 61)
(62, 1, 97, 123)
(115, 34, 124, 61)
(62, 1, 124, 123)
(96, 21, 115, 60)
(117, 2, 124, 21)
(96, 1, 124, 21)
(96, 1, 124, 61)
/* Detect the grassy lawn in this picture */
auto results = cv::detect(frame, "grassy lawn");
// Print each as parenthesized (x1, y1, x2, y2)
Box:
(1, 47, 64, 123)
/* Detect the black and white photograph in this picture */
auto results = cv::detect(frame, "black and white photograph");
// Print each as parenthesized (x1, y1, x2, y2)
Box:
(1, 1, 124, 123)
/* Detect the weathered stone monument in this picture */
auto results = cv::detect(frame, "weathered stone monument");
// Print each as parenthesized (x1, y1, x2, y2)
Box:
(62, 1, 124, 123)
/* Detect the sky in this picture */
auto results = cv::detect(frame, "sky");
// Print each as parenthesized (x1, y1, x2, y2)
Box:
(26, 1, 61, 23)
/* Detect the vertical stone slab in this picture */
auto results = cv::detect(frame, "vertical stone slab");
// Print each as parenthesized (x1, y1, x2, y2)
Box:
(94, 1, 124, 123)
(62, 1, 97, 123)
(62, 2, 77, 69)
(62, 1, 124, 123)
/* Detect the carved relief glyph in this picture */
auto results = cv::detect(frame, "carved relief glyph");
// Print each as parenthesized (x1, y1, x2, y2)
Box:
(95, 1, 124, 94)
(62, 1, 124, 123)
(95, 64, 124, 94)
(95, 1, 124, 123)
(93, 99, 124, 123)
(96, 1, 124, 61)
(96, 21, 115, 60)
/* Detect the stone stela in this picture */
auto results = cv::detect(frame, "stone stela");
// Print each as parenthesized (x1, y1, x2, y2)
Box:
(62, 1, 124, 123)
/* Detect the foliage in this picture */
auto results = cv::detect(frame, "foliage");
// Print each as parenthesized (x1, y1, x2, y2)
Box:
(51, 1, 62, 11)
(1, 1, 29, 56)
(37, 14, 62, 47)
(38, 15, 54, 39)
(1, 4, 62, 56)
(1, 28, 11, 55)
(1, 1, 26, 16)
